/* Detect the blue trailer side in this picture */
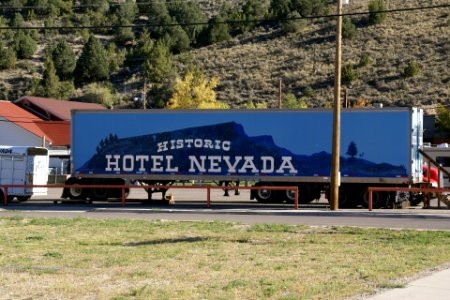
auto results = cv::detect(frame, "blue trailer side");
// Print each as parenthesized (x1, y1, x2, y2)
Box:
(66, 108, 423, 207)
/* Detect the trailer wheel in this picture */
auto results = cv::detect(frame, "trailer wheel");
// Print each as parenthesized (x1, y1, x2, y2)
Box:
(90, 180, 109, 200)
(66, 178, 87, 200)
(255, 182, 274, 203)
(409, 193, 423, 206)
(338, 187, 357, 208)
(17, 196, 31, 202)
(284, 189, 296, 203)
(361, 190, 388, 209)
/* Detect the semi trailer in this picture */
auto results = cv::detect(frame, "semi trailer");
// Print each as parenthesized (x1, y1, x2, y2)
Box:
(62, 107, 425, 208)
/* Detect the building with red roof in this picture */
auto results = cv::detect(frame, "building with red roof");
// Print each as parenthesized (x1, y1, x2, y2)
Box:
(0, 101, 70, 147)
(15, 96, 105, 121)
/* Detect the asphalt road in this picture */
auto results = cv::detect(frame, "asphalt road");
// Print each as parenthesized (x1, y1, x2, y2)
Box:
(1, 187, 450, 231)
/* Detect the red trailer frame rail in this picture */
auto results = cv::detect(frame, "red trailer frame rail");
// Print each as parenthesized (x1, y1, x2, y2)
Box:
(0, 184, 299, 209)
(367, 186, 450, 211)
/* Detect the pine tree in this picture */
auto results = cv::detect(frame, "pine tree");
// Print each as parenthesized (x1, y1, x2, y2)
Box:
(42, 57, 60, 98)
(143, 41, 174, 84)
(0, 44, 17, 70)
(74, 35, 109, 86)
(14, 31, 37, 59)
(52, 40, 76, 80)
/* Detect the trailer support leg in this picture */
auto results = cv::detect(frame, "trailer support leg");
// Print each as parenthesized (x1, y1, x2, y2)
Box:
(207, 187, 211, 208)
(121, 187, 126, 207)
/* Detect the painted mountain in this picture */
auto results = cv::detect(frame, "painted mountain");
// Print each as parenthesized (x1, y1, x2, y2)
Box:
(78, 122, 407, 178)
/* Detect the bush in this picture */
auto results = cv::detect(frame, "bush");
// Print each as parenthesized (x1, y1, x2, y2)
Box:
(0, 46, 17, 70)
(284, 92, 307, 108)
(402, 60, 420, 78)
(83, 83, 114, 108)
(342, 64, 358, 85)
(281, 11, 307, 34)
(14, 31, 37, 59)
(342, 17, 357, 39)
(358, 53, 371, 67)
(368, 0, 387, 25)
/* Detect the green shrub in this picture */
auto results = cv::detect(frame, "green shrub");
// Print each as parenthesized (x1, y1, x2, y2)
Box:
(0, 46, 17, 70)
(342, 64, 358, 85)
(83, 83, 114, 107)
(368, 0, 387, 25)
(342, 17, 357, 39)
(284, 92, 307, 108)
(14, 31, 37, 59)
(281, 11, 307, 34)
(358, 53, 371, 67)
(402, 60, 420, 78)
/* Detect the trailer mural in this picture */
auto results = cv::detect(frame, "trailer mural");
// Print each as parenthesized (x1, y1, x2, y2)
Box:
(73, 110, 410, 178)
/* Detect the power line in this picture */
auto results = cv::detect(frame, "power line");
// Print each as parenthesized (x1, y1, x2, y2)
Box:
(0, 4, 448, 30)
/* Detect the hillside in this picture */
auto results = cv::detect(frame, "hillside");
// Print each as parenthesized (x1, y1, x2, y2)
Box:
(0, 0, 448, 110)
(192, 0, 449, 108)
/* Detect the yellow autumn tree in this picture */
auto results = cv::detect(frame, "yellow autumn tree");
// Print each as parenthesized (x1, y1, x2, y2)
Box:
(166, 71, 229, 109)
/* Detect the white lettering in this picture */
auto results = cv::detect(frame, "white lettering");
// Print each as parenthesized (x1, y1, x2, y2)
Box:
(185, 139, 194, 148)
(194, 139, 203, 148)
(189, 156, 206, 172)
(157, 142, 168, 153)
(261, 156, 274, 173)
(208, 156, 221, 172)
(223, 156, 242, 173)
(239, 156, 258, 173)
(276, 156, 298, 174)
(122, 155, 134, 172)
(165, 155, 179, 172)
(150, 156, 164, 172)
(135, 155, 149, 172)
(156, 138, 232, 152)
(105, 155, 121, 171)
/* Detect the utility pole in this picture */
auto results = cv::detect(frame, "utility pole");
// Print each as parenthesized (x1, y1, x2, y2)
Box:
(278, 79, 282, 108)
(143, 78, 147, 109)
(330, 0, 343, 210)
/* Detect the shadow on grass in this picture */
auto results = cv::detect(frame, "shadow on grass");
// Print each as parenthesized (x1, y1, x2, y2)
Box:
(125, 236, 209, 246)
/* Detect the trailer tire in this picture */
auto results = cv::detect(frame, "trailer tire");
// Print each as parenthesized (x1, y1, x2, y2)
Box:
(255, 182, 274, 203)
(90, 180, 109, 200)
(361, 190, 388, 209)
(409, 193, 423, 206)
(284, 189, 296, 203)
(17, 196, 31, 202)
(66, 178, 88, 200)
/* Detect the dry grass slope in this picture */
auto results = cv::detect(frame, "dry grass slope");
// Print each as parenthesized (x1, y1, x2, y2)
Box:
(192, 0, 450, 108)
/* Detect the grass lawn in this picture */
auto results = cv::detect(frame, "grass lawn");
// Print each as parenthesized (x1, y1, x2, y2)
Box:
(0, 216, 449, 299)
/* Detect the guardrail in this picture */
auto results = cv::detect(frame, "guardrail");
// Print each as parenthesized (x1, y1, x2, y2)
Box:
(367, 186, 450, 211)
(0, 184, 299, 209)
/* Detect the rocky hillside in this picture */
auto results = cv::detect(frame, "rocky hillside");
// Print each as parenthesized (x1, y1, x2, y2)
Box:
(0, 0, 448, 110)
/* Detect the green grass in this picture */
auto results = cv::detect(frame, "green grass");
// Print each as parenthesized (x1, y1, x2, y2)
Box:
(0, 216, 449, 299)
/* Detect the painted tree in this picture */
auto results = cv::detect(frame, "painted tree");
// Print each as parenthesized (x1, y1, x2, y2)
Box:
(346, 141, 358, 159)
(166, 71, 228, 109)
